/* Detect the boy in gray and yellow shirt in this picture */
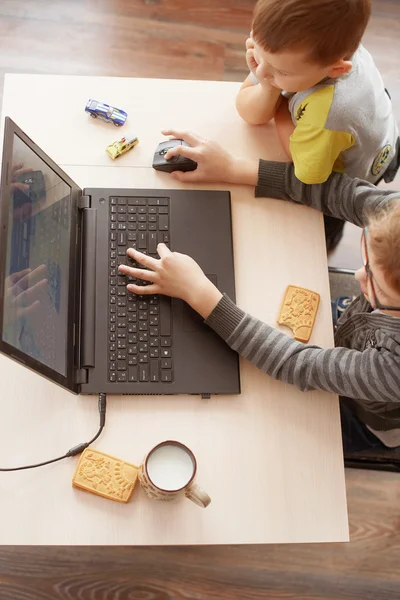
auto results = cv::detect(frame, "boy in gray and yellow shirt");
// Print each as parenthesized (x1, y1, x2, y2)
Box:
(236, 0, 400, 249)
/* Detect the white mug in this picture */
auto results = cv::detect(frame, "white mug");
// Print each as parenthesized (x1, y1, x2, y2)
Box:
(138, 441, 211, 508)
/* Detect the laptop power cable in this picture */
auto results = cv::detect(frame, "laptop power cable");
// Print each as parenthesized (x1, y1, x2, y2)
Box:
(0, 393, 107, 472)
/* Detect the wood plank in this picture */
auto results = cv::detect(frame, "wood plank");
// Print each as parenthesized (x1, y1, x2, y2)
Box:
(0, 0, 255, 32)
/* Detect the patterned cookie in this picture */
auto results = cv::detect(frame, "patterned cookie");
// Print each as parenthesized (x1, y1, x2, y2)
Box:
(277, 285, 320, 343)
(72, 449, 139, 503)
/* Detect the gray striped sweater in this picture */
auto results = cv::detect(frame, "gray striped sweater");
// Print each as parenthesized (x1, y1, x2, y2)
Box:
(205, 161, 400, 433)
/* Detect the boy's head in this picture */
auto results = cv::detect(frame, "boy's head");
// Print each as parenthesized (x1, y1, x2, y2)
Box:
(355, 201, 400, 314)
(252, 0, 371, 92)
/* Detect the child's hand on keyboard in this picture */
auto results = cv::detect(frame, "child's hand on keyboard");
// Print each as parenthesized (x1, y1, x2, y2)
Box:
(161, 130, 258, 186)
(119, 244, 223, 319)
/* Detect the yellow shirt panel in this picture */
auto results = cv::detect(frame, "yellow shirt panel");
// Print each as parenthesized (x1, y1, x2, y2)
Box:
(290, 86, 355, 184)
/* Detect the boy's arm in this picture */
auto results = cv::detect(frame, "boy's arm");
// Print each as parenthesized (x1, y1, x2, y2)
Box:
(256, 160, 399, 227)
(159, 129, 398, 224)
(205, 295, 399, 405)
(236, 74, 282, 126)
(274, 97, 294, 160)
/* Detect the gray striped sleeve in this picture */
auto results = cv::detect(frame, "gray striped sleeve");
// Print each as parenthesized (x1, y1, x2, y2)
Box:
(255, 161, 400, 226)
(205, 295, 400, 406)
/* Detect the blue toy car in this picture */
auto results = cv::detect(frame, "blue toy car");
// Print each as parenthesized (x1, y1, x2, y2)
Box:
(85, 99, 127, 127)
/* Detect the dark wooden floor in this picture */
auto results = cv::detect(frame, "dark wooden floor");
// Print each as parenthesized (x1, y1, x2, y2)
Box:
(1, 1, 400, 598)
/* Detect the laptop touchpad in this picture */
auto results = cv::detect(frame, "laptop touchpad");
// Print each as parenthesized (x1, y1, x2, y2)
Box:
(182, 274, 217, 332)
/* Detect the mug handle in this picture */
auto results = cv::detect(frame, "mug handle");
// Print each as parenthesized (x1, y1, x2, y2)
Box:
(185, 482, 211, 508)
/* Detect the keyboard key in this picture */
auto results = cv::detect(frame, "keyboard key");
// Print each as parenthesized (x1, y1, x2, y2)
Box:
(149, 327, 159, 337)
(160, 297, 172, 336)
(110, 361, 116, 370)
(118, 206, 126, 214)
(161, 371, 172, 382)
(128, 197, 146, 206)
(118, 231, 126, 245)
(149, 338, 159, 347)
(149, 348, 159, 358)
(149, 316, 159, 326)
(117, 361, 126, 371)
(158, 206, 168, 214)
(128, 357, 138, 366)
(140, 365, 149, 382)
(139, 354, 149, 363)
(128, 366, 138, 382)
(158, 215, 169, 231)
(138, 332, 148, 342)
(161, 348, 171, 358)
(139, 322, 148, 331)
(117, 197, 127, 205)
(117, 351, 127, 360)
(110, 197, 117, 205)
(117, 372, 127, 382)
(128, 206, 137, 214)
(150, 359, 159, 382)
(109, 373, 116, 382)
(149, 223, 157, 231)
(149, 232, 157, 254)
(148, 198, 169, 206)
(138, 232, 147, 249)
(161, 358, 172, 369)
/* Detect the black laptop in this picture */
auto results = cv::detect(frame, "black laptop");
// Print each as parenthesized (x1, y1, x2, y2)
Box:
(0, 118, 240, 396)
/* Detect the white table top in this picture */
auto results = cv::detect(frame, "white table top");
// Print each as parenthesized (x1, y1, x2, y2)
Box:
(0, 74, 348, 545)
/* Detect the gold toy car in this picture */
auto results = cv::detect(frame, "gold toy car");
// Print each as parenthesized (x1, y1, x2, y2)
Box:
(106, 135, 139, 159)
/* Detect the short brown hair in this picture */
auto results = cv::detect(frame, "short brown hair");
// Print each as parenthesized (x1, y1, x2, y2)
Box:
(368, 200, 400, 295)
(252, 0, 371, 65)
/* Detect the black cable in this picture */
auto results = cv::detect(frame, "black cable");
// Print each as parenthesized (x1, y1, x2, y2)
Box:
(0, 393, 107, 472)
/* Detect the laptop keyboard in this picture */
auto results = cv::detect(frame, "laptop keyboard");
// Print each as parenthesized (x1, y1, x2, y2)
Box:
(108, 196, 173, 384)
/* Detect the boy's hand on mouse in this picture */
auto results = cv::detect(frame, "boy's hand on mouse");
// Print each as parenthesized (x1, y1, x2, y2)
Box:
(118, 244, 222, 319)
(161, 130, 258, 186)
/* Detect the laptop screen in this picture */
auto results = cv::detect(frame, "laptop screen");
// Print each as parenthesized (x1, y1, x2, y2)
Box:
(1, 133, 72, 377)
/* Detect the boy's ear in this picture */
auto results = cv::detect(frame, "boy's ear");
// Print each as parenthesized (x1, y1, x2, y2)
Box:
(327, 60, 352, 79)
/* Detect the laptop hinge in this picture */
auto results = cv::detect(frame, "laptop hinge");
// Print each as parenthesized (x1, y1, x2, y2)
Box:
(201, 393, 211, 399)
(78, 195, 91, 210)
(76, 368, 88, 385)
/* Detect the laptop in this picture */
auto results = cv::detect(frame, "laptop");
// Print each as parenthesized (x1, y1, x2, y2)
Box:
(0, 118, 240, 397)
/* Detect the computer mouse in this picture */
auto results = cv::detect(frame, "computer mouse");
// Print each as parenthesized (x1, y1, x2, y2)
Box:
(152, 139, 197, 173)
